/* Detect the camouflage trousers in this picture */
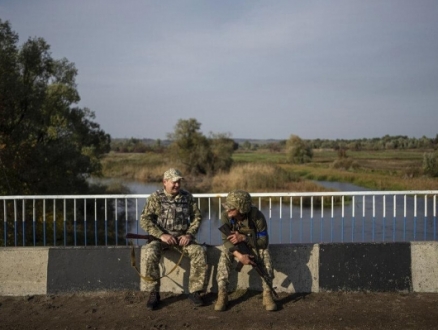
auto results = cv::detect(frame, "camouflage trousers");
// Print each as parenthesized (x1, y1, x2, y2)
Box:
(216, 245, 274, 291)
(143, 240, 207, 293)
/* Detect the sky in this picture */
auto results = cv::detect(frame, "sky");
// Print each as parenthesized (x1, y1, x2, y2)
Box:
(1, 0, 438, 141)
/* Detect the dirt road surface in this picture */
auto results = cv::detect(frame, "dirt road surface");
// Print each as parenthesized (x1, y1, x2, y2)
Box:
(1, 290, 438, 330)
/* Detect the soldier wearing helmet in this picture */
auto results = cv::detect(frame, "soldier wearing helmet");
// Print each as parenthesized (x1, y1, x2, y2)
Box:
(214, 190, 277, 312)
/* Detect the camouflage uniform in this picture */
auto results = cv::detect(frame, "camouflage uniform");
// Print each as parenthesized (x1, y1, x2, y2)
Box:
(216, 190, 275, 292)
(140, 186, 207, 293)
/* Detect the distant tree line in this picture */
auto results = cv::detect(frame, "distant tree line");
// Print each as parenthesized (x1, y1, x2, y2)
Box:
(238, 134, 438, 152)
(111, 128, 438, 177)
(113, 134, 438, 154)
(307, 134, 438, 151)
(111, 138, 166, 153)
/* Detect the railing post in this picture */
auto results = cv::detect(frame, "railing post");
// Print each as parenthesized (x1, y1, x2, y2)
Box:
(63, 199, 67, 246)
(33, 199, 36, 246)
(22, 199, 25, 246)
(53, 199, 56, 246)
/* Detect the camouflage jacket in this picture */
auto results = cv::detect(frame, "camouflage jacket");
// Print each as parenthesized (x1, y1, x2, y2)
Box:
(140, 189, 202, 239)
(220, 206, 269, 254)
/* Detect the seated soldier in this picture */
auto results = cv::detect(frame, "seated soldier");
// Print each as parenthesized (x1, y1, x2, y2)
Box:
(215, 190, 277, 311)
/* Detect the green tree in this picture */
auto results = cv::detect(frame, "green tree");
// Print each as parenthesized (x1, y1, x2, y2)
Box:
(167, 118, 235, 175)
(286, 135, 313, 164)
(167, 118, 213, 175)
(209, 132, 235, 173)
(0, 20, 110, 195)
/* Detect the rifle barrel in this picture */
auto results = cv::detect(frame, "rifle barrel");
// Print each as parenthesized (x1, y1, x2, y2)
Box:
(125, 233, 150, 240)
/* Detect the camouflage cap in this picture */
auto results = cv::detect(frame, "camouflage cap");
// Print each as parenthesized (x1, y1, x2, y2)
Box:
(163, 168, 184, 182)
(222, 190, 252, 214)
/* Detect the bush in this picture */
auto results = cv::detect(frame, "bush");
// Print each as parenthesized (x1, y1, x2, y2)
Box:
(286, 135, 313, 164)
(402, 165, 421, 178)
(422, 152, 438, 177)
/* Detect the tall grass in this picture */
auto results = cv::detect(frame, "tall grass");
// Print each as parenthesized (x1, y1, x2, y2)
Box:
(210, 164, 342, 207)
(210, 164, 327, 193)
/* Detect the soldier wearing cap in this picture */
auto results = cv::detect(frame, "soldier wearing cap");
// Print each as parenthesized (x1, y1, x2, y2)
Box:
(140, 168, 207, 310)
(215, 190, 277, 311)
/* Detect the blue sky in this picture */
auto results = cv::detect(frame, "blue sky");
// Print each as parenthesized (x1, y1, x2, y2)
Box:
(2, 0, 438, 140)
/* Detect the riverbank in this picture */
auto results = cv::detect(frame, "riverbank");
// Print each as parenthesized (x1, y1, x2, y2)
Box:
(100, 149, 438, 193)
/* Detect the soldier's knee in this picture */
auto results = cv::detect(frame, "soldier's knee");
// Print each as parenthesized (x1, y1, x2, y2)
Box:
(145, 246, 161, 263)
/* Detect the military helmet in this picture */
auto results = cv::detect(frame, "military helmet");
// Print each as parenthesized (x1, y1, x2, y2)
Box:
(223, 190, 252, 214)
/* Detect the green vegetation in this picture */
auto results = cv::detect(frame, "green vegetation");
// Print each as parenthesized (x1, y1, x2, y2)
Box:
(101, 142, 438, 193)
(423, 152, 438, 178)
(286, 135, 313, 164)
(0, 20, 115, 246)
(166, 118, 236, 176)
(282, 149, 437, 191)
(0, 20, 110, 195)
(232, 151, 285, 164)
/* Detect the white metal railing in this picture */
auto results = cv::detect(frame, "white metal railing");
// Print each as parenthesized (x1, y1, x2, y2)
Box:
(1, 191, 437, 247)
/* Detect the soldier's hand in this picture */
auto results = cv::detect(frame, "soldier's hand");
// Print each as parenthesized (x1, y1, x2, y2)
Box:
(236, 253, 256, 266)
(227, 232, 246, 244)
(178, 234, 192, 246)
(160, 234, 178, 245)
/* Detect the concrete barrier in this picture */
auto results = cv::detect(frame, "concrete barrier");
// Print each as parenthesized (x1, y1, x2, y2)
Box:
(411, 242, 438, 292)
(319, 242, 412, 292)
(0, 247, 49, 296)
(1, 242, 438, 296)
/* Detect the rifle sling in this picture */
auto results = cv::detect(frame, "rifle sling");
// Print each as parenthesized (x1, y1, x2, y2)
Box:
(129, 241, 185, 282)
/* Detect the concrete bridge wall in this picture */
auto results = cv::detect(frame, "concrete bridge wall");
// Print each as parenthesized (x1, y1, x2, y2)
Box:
(1, 242, 437, 296)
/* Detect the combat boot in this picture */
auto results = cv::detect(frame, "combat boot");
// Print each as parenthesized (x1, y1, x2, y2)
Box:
(146, 291, 160, 310)
(188, 291, 204, 307)
(214, 289, 228, 311)
(263, 290, 277, 311)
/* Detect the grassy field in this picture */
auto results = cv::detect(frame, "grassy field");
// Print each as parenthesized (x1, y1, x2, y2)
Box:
(100, 149, 438, 192)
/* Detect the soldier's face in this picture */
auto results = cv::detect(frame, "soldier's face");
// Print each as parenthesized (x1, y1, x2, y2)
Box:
(227, 208, 238, 217)
(227, 208, 244, 220)
(164, 179, 181, 195)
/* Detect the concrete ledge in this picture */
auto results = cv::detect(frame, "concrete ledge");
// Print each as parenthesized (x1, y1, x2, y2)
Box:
(270, 244, 319, 293)
(1, 242, 438, 296)
(411, 241, 438, 292)
(146, 244, 320, 294)
(0, 247, 49, 296)
(319, 243, 412, 292)
(47, 247, 140, 294)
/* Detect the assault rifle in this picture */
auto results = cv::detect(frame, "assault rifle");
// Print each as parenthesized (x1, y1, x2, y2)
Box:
(125, 233, 209, 247)
(125, 233, 154, 240)
(218, 223, 278, 299)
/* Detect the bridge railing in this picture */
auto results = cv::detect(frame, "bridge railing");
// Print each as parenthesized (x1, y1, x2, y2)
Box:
(1, 191, 437, 247)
